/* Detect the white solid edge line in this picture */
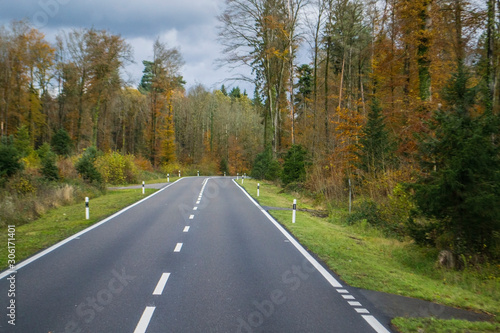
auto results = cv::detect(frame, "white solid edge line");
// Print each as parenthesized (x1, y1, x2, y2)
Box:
(362, 315, 392, 333)
(134, 306, 156, 333)
(233, 180, 393, 333)
(232, 179, 342, 289)
(152, 273, 171, 295)
(0, 179, 185, 280)
(174, 243, 183, 252)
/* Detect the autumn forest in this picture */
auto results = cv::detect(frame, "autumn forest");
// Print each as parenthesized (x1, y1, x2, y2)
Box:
(1, 0, 499, 259)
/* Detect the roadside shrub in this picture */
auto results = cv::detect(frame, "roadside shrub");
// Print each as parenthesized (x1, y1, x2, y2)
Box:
(22, 150, 41, 171)
(6, 174, 37, 195)
(160, 161, 183, 177)
(95, 151, 138, 185)
(134, 155, 154, 172)
(196, 156, 219, 176)
(346, 199, 382, 226)
(0, 181, 82, 228)
(251, 147, 281, 181)
(57, 157, 78, 180)
(379, 183, 416, 237)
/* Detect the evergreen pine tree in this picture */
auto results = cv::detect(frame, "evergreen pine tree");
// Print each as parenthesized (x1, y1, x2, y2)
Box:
(281, 145, 309, 185)
(357, 98, 394, 175)
(51, 128, 73, 156)
(0, 137, 22, 179)
(40, 145, 60, 181)
(75, 146, 102, 184)
(14, 125, 32, 158)
(412, 67, 500, 256)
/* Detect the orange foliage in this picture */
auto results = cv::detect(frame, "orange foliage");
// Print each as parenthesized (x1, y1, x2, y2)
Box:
(330, 106, 365, 174)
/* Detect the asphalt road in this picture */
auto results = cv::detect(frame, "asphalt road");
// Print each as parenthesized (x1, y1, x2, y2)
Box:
(0, 177, 393, 332)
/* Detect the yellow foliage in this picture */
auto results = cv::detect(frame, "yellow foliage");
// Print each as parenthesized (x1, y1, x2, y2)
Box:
(94, 151, 138, 185)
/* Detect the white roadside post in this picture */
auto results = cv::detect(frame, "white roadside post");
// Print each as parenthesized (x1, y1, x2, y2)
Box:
(197, 171, 200, 177)
(142, 181, 145, 195)
(257, 183, 260, 197)
(237, 173, 239, 180)
(292, 199, 297, 223)
(178, 170, 181, 178)
(85, 197, 89, 220)
(224, 172, 226, 177)
(167, 174, 170, 182)
(241, 174, 244, 184)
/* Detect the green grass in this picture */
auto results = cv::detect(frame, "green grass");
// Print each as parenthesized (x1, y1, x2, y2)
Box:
(241, 179, 500, 330)
(242, 179, 320, 211)
(392, 318, 500, 332)
(0, 188, 157, 270)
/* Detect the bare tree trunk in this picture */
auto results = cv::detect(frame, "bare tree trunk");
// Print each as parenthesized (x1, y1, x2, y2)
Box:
(338, 55, 345, 110)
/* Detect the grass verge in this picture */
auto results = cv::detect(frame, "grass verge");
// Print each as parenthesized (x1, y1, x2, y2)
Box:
(392, 318, 500, 332)
(240, 179, 499, 332)
(0, 188, 157, 271)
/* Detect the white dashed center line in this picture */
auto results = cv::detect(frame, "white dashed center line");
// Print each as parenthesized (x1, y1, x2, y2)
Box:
(152, 273, 171, 296)
(134, 306, 155, 333)
(183, 226, 190, 232)
(174, 243, 183, 252)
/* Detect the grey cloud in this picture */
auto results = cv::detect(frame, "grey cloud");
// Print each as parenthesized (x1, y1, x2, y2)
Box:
(0, 0, 220, 38)
(0, 0, 252, 92)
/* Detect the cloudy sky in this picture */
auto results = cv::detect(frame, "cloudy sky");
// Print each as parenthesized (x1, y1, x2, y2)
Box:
(0, 0, 252, 93)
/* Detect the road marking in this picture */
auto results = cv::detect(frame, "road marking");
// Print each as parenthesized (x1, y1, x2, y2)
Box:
(174, 243, 183, 252)
(234, 181, 342, 288)
(189, 215, 194, 219)
(362, 315, 392, 333)
(355, 308, 370, 314)
(233, 179, 393, 333)
(336, 289, 349, 293)
(348, 301, 362, 306)
(152, 273, 171, 295)
(196, 201, 200, 204)
(134, 306, 155, 333)
(193, 207, 198, 210)
(183, 226, 190, 232)
(0, 178, 185, 280)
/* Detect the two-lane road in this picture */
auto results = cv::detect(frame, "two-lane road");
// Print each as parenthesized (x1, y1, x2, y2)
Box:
(0, 177, 393, 332)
